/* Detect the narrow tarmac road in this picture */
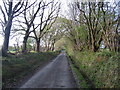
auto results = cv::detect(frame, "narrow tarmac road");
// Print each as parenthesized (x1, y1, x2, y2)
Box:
(20, 53, 77, 88)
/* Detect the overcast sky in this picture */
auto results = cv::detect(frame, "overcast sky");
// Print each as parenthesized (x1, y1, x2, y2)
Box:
(0, 0, 119, 47)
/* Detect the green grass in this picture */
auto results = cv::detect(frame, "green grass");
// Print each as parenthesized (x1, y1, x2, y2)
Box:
(67, 49, 120, 88)
(70, 62, 89, 88)
(2, 51, 59, 87)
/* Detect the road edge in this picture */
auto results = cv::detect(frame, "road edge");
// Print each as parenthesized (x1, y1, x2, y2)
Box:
(67, 55, 80, 89)
(13, 54, 59, 88)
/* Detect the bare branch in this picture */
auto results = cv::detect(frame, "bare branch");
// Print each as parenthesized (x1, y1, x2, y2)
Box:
(3, 0, 8, 15)
(0, 5, 7, 24)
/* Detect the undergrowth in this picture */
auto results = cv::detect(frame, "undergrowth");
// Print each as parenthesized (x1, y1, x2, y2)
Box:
(67, 49, 120, 88)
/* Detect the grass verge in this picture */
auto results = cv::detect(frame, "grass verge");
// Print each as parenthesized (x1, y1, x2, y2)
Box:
(67, 49, 120, 88)
(2, 51, 59, 88)
(69, 61, 89, 88)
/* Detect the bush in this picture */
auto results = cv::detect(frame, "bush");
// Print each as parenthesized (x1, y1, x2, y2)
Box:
(96, 49, 115, 57)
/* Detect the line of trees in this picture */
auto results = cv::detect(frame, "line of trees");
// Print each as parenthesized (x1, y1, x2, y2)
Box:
(0, 0, 61, 56)
(0, 0, 119, 56)
(0, 0, 34, 56)
(61, 1, 120, 52)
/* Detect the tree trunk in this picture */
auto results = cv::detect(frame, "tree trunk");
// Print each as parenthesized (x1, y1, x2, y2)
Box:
(36, 41, 40, 52)
(17, 43, 19, 53)
(36, 39, 41, 52)
(51, 40, 55, 51)
(119, 37, 120, 52)
(2, 17, 13, 57)
(91, 32, 96, 52)
(87, 30, 92, 50)
(47, 41, 50, 51)
(92, 40, 96, 52)
(22, 36, 29, 53)
(53, 43, 55, 51)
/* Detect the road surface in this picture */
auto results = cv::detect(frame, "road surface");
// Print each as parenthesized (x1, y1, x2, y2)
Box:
(20, 53, 77, 88)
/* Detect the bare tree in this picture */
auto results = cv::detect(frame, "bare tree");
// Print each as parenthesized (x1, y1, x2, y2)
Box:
(30, 0, 60, 52)
(66, 1, 119, 52)
(0, 0, 35, 56)
(100, 2, 120, 52)
(76, 2, 103, 52)
(42, 25, 63, 51)
(21, 1, 43, 53)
